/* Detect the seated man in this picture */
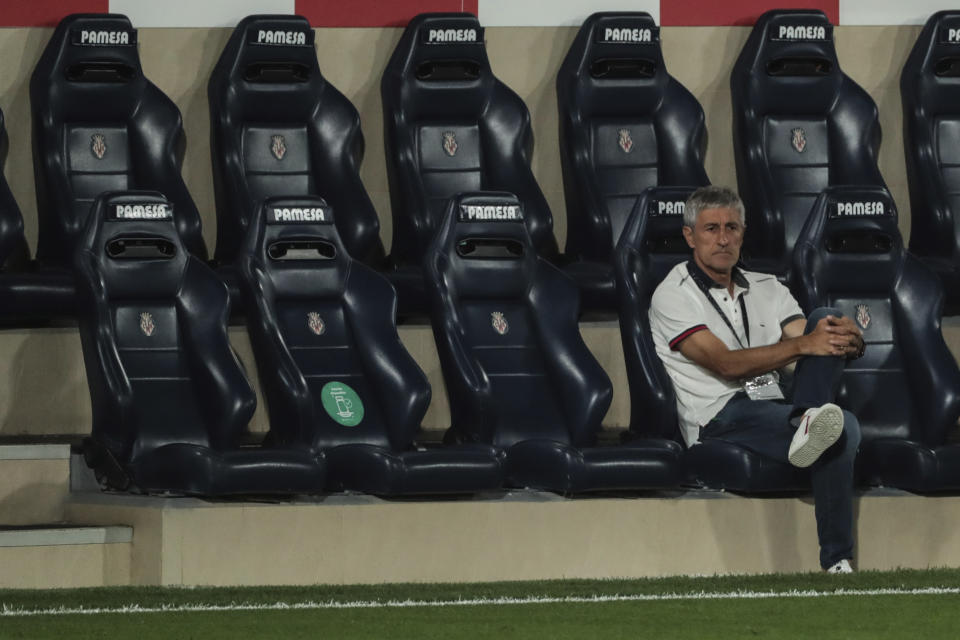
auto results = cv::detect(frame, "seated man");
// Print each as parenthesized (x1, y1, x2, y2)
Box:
(649, 185, 863, 574)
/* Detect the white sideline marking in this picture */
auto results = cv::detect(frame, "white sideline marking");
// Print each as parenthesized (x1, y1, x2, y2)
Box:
(4, 587, 960, 617)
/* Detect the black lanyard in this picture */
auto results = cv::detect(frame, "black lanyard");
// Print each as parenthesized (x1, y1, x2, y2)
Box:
(685, 260, 751, 348)
(701, 289, 750, 348)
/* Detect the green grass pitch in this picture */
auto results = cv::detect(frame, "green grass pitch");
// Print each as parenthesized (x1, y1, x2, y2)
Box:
(3, 568, 960, 639)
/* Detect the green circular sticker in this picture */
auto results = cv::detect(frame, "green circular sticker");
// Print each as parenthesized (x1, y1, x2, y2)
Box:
(320, 381, 364, 427)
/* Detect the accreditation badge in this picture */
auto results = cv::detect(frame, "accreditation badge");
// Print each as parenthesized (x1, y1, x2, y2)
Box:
(743, 371, 785, 401)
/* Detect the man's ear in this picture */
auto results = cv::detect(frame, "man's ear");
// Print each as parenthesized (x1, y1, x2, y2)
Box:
(682, 225, 695, 249)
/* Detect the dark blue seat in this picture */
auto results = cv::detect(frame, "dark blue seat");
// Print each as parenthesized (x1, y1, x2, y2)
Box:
(615, 186, 810, 491)
(558, 12, 709, 312)
(731, 9, 886, 284)
(793, 185, 960, 492)
(382, 13, 557, 314)
(76, 191, 323, 495)
(32, 14, 206, 267)
(426, 191, 681, 493)
(238, 196, 504, 495)
(208, 14, 383, 268)
(901, 11, 960, 314)
(0, 104, 80, 323)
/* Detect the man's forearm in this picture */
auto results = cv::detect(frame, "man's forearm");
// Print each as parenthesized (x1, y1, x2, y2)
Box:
(702, 337, 805, 381)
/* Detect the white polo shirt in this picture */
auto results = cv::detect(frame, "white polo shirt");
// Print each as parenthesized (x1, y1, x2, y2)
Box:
(649, 260, 804, 446)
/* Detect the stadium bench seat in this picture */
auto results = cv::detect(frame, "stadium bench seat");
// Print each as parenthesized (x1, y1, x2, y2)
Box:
(614, 187, 810, 491)
(77, 191, 324, 495)
(731, 9, 886, 285)
(901, 11, 960, 315)
(557, 12, 709, 312)
(382, 13, 558, 315)
(208, 14, 383, 269)
(793, 185, 960, 492)
(239, 195, 504, 495)
(425, 190, 681, 493)
(31, 13, 206, 268)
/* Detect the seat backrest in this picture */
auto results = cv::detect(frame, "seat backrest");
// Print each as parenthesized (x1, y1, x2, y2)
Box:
(426, 191, 611, 448)
(793, 186, 960, 445)
(557, 12, 708, 262)
(731, 9, 885, 269)
(76, 191, 252, 465)
(209, 14, 383, 266)
(31, 14, 205, 268)
(901, 11, 960, 259)
(614, 186, 695, 441)
(382, 13, 557, 266)
(0, 106, 28, 270)
(240, 196, 430, 451)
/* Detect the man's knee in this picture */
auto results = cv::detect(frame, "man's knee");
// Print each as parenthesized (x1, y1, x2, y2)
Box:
(840, 409, 861, 453)
(805, 306, 843, 334)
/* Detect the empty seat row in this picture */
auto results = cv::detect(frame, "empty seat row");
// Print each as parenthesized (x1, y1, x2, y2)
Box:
(2, 8, 957, 323)
(79, 189, 680, 496)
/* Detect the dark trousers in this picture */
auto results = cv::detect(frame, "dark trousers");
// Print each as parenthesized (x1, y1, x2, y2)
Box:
(700, 307, 862, 569)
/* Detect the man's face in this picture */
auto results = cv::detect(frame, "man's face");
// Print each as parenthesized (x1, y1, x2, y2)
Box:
(682, 206, 744, 277)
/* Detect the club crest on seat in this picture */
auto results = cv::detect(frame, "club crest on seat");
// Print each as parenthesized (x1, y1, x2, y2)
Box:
(618, 128, 633, 153)
(139, 312, 155, 337)
(91, 133, 107, 159)
(855, 304, 870, 330)
(491, 311, 508, 335)
(791, 127, 806, 153)
(307, 311, 325, 336)
(442, 131, 458, 157)
(271, 134, 287, 160)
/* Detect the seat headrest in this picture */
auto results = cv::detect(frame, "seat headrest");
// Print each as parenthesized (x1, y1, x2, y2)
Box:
(618, 186, 698, 256)
(402, 13, 488, 72)
(431, 192, 535, 298)
(568, 12, 664, 81)
(910, 11, 960, 77)
(216, 15, 318, 86)
(384, 13, 494, 117)
(734, 9, 841, 111)
(79, 191, 189, 297)
(38, 14, 142, 84)
(245, 196, 351, 295)
(252, 195, 345, 260)
(795, 186, 903, 291)
(559, 12, 668, 116)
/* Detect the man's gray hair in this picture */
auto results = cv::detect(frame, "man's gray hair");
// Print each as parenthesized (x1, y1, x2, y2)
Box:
(683, 185, 746, 228)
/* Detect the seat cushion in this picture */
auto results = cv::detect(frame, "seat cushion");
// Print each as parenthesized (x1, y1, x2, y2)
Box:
(863, 439, 960, 493)
(686, 440, 810, 492)
(506, 438, 682, 493)
(131, 443, 325, 496)
(325, 443, 505, 495)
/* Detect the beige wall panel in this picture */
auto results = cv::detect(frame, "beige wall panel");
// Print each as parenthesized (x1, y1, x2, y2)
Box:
(0, 542, 130, 589)
(835, 25, 920, 243)
(63, 492, 960, 587)
(663, 27, 750, 190)
(0, 458, 68, 524)
(0, 329, 89, 436)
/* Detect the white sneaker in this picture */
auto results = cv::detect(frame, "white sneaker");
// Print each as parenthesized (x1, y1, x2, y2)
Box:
(826, 559, 853, 574)
(788, 403, 844, 468)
